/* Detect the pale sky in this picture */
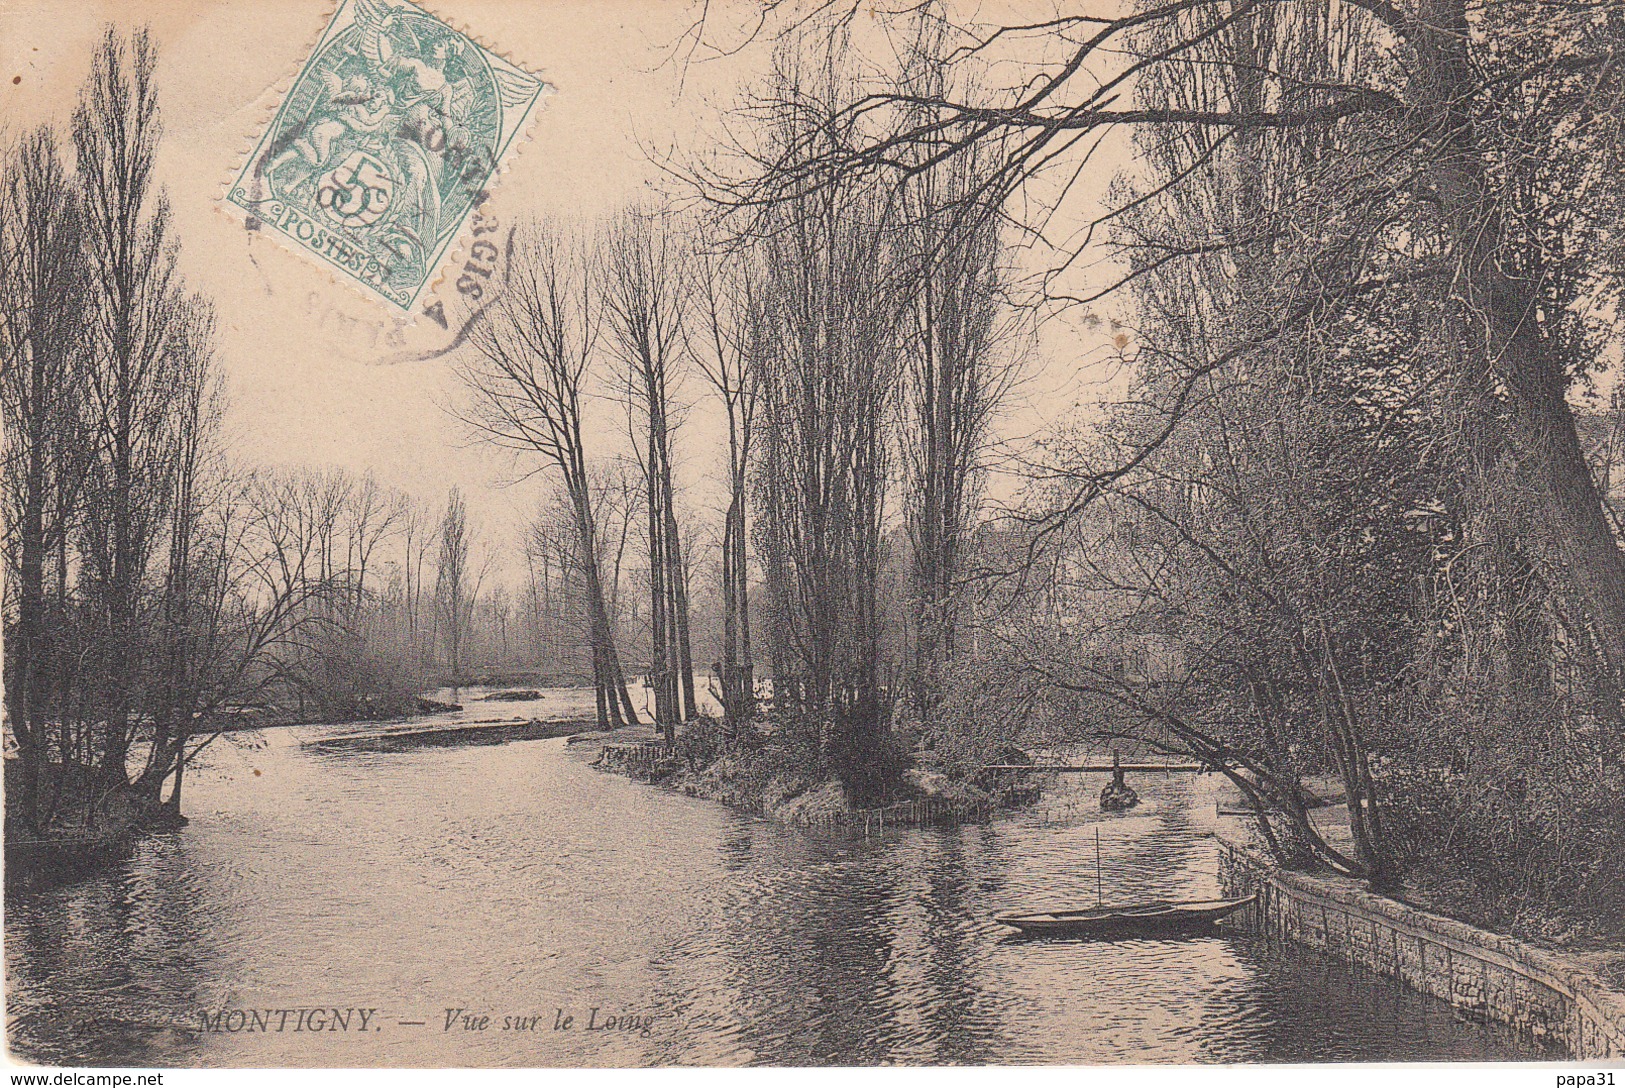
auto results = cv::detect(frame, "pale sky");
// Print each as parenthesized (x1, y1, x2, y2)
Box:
(0, 0, 1126, 582)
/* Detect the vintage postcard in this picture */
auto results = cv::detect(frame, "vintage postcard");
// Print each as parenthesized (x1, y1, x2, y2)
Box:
(2, 0, 1622, 1077)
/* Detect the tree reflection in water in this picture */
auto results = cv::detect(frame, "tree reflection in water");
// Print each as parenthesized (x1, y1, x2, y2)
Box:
(5, 709, 1535, 1066)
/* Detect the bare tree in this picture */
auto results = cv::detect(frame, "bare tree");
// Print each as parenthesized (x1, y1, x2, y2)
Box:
(526, 485, 604, 680)
(488, 584, 512, 665)
(72, 27, 200, 780)
(602, 210, 697, 741)
(454, 222, 640, 729)
(4, 28, 497, 831)
(135, 298, 223, 812)
(586, 458, 642, 653)
(737, 40, 910, 800)
(892, 88, 1018, 734)
(694, 243, 762, 736)
(716, 0, 1625, 707)
(399, 496, 436, 664)
(525, 495, 570, 670)
(436, 488, 472, 680)
(1, 128, 92, 831)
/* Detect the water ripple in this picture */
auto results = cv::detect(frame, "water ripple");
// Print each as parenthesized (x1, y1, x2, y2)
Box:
(7, 694, 1538, 1066)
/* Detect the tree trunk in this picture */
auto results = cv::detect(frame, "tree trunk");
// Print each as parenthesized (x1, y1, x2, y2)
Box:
(10, 438, 49, 832)
(1415, 0, 1625, 707)
(665, 497, 696, 725)
(646, 421, 673, 736)
(572, 483, 638, 728)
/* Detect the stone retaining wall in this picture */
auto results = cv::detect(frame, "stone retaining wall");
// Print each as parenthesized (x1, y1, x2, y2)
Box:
(1219, 839, 1625, 1060)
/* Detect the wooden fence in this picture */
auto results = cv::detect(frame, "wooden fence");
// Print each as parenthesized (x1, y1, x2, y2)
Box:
(794, 795, 994, 832)
(594, 742, 676, 781)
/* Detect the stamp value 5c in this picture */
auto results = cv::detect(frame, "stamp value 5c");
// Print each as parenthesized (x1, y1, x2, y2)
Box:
(227, 0, 549, 311)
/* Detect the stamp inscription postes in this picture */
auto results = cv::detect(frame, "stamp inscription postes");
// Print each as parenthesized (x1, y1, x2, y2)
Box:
(227, 0, 548, 311)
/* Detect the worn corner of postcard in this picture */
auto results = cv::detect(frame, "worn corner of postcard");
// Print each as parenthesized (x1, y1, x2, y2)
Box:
(222, 0, 554, 316)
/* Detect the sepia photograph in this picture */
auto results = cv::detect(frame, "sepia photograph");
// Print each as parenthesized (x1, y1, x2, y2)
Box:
(1, 0, 1622, 1074)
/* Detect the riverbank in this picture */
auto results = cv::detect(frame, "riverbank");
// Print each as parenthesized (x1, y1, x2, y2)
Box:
(583, 729, 1625, 1058)
(8, 720, 1530, 1066)
(1218, 836, 1625, 1059)
(3, 689, 470, 887)
(575, 725, 1005, 829)
(2, 759, 171, 889)
(214, 693, 463, 732)
(306, 715, 596, 753)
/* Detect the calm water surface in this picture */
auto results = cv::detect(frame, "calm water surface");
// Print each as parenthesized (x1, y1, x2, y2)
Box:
(5, 688, 1533, 1066)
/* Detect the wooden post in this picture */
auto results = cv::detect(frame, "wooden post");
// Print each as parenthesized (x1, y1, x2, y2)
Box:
(1095, 827, 1103, 907)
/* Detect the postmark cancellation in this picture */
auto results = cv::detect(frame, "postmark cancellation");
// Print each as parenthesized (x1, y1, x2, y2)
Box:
(226, 0, 550, 311)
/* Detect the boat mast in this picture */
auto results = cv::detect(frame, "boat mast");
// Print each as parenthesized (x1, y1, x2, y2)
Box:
(1095, 827, 1103, 907)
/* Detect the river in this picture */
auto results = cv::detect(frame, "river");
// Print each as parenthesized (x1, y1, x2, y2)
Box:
(4, 688, 1533, 1066)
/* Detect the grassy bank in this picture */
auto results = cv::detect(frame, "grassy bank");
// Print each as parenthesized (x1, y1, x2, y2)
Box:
(576, 721, 1016, 829)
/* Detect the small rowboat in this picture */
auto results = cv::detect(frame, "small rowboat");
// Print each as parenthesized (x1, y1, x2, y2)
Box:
(994, 895, 1256, 938)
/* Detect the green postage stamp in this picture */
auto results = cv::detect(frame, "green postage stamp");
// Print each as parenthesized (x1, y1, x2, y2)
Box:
(227, 0, 549, 311)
